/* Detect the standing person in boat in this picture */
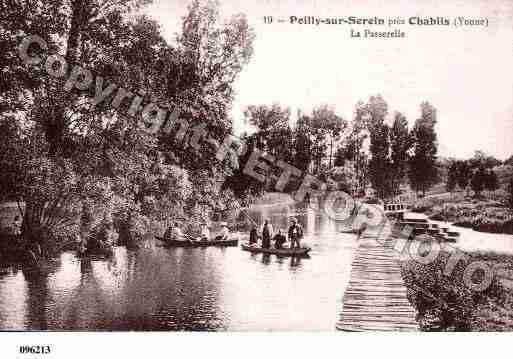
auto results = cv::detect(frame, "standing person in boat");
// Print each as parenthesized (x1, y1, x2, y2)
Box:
(214, 222, 230, 241)
(249, 225, 259, 246)
(261, 218, 273, 249)
(273, 229, 287, 249)
(288, 218, 303, 249)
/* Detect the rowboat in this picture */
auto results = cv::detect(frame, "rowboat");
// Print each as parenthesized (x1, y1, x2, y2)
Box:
(155, 236, 239, 248)
(340, 228, 361, 234)
(241, 244, 311, 257)
(77, 245, 114, 258)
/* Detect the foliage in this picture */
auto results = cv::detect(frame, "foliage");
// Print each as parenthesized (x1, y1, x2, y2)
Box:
(222, 134, 266, 201)
(471, 167, 487, 197)
(469, 150, 502, 170)
(310, 105, 347, 170)
(409, 102, 438, 195)
(293, 114, 314, 173)
(446, 161, 458, 193)
(508, 178, 513, 210)
(484, 169, 499, 193)
(505, 155, 513, 167)
(369, 121, 392, 199)
(366, 95, 393, 199)
(0, 0, 255, 259)
(389, 112, 411, 195)
(244, 104, 293, 163)
(401, 250, 512, 331)
(455, 160, 472, 192)
(323, 164, 358, 193)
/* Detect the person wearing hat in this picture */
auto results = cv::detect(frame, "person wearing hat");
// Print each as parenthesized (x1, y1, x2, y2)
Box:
(288, 217, 303, 249)
(249, 225, 259, 246)
(215, 222, 230, 241)
(165, 221, 186, 242)
(261, 218, 273, 249)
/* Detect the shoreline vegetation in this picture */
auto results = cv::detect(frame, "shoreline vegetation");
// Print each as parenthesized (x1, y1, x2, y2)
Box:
(411, 191, 513, 235)
(1, 0, 513, 333)
(401, 249, 513, 331)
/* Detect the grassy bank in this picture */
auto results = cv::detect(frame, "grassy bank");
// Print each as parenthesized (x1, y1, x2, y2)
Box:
(401, 250, 513, 331)
(412, 192, 513, 234)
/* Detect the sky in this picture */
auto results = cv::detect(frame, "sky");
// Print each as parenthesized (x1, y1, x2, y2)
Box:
(145, 0, 513, 160)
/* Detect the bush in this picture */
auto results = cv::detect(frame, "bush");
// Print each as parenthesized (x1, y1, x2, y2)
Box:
(401, 250, 513, 331)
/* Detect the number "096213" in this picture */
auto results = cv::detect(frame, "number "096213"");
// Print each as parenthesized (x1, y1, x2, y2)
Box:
(19, 345, 51, 355)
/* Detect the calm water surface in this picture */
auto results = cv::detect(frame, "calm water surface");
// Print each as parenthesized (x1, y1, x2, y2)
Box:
(0, 204, 357, 331)
(431, 220, 513, 254)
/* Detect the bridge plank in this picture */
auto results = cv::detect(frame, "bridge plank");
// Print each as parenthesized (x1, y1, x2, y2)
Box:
(337, 227, 418, 331)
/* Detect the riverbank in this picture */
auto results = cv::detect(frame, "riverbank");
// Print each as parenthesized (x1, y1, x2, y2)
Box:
(411, 192, 513, 235)
(401, 249, 513, 331)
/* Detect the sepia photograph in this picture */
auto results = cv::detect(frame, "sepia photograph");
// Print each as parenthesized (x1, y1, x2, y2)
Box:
(1, 0, 513, 351)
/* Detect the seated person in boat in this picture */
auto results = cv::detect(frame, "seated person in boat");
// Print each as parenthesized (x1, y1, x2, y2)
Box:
(249, 225, 259, 246)
(214, 222, 230, 241)
(273, 229, 287, 249)
(200, 222, 211, 241)
(166, 222, 187, 242)
(164, 223, 174, 241)
(261, 218, 273, 249)
(288, 218, 303, 249)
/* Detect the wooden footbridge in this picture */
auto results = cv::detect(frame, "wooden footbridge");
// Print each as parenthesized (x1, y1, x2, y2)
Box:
(337, 226, 419, 331)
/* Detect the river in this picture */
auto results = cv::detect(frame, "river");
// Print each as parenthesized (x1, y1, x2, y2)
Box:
(431, 220, 513, 255)
(0, 203, 357, 331)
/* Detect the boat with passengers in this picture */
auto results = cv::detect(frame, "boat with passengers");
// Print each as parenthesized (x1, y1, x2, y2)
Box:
(241, 244, 311, 257)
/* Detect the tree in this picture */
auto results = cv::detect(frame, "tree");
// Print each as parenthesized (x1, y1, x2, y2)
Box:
(455, 160, 472, 194)
(469, 150, 501, 170)
(310, 105, 346, 170)
(446, 161, 458, 193)
(348, 101, 370, 197)
(293, 113, 313, 174)
(367, 95, 392, 199)
(504, 155, 513, 167)
(507, 178, 513, 210)
(389, 112, 411, 196)
(222, 133, 266, 201)
(325, 165, 358, 194)
(369, 122, 392, 199)
(409, 102, 439, 196)
(244, 104, 292, 161)
(1, 0, 168, 251)
(484, 169, 499, 195)
(1, 0, 255, 257)
(240, 104, 293, 190)
(471, 167, 487, 197)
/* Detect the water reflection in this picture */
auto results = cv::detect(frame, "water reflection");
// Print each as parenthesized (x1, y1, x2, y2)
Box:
(0, 203, 358, 331)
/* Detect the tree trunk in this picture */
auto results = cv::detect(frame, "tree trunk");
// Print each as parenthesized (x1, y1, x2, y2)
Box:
(45, 0, 86, 156)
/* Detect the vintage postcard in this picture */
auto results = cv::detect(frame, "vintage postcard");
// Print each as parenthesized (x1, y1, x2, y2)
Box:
(0, 0, 512, 356)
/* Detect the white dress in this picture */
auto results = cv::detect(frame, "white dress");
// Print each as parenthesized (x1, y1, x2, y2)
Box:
(172, 227, 187, 241)
(201, 227, 211, 240)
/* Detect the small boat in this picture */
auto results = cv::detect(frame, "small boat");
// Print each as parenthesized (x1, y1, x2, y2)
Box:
(340, 227, 361, 234)
(156, 236, 239, 248)
(241, 244, 311, 257)
(77, 244, 114, 258)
